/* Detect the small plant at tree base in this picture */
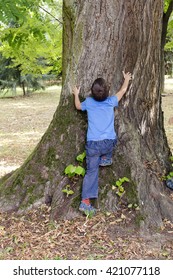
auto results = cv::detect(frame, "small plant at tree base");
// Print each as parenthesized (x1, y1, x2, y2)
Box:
(62, 151, 86, 196)
(162, 157, 173, 190)
(61, 185, 74, 197)
(85, 210, 95, 219)
(164, 156, 173, 190)
(167, 156, 173, 179)
(64, 151, 86, 178)
(64, 164, 85, 177)
(166, 171, 173, 180)
(112, 177, 130, 197)
(128, 203, 139, 210)
(76, 151, 86, 163)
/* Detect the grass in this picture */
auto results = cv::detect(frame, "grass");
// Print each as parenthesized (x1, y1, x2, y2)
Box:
(164, 75, 173, 94)
(0, 86, 61, 176)
(0, 85, 61, 98)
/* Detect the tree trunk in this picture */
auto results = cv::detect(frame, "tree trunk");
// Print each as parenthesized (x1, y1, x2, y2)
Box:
(21, 81, 26, 96)
(0, 0, 173, 230)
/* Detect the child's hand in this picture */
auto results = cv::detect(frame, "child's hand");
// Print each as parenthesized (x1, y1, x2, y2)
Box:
(73, 85, 81, 110)
(73, 86, 80, 96)
(122, 71, 132, 81)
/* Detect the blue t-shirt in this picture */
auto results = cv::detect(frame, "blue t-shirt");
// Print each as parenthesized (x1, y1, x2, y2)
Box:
(81, 96, 118, 141)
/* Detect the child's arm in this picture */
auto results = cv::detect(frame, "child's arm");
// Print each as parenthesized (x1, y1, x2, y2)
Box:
(73, 86, 81, 110)
(115, 71, 132, 102)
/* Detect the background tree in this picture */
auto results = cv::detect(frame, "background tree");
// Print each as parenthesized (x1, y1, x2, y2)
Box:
(0, 0, 173, 231)
(0, 55, 46, 95)
(164, 10, 173, 76)
(0, 0, 62, 94)
(162, 0, 173, 85)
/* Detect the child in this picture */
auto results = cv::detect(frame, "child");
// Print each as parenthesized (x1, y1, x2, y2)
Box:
(73, 71, 132, 214)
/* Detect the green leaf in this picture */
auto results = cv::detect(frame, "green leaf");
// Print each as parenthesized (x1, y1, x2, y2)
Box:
(116, 180, 122, 187)
(75, 166, 85, 176)
(116, 177, 130, 188)
(121, 177, 130, 183)
(67, 190, 74, 195)
(62, 189, 68, 194)
(0, 0, 62, 77)
(62, 188, 74, 197)
(116, 191, 124, 197)
(76, 151, 86, 162)
(118, 186, 125, 193)
(128, 204, 133, 208)
(85, 210, 95, 218)
(64, 164, 76, 176)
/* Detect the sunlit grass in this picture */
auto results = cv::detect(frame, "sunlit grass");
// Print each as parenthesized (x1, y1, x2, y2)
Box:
(164, 76, 173, 94)
(0, 85, 62, 98)
(0, 86, 61, 176)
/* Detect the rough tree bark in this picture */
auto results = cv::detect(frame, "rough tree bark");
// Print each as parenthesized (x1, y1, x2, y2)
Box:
(0, 0, 173, 230)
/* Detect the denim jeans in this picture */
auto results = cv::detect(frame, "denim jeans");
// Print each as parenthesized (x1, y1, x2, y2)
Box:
(82, 139, 117, 199)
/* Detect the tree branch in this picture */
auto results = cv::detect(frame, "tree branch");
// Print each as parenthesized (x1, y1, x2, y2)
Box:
(39, 5, 63, 25)
(163, 0, 173, 23)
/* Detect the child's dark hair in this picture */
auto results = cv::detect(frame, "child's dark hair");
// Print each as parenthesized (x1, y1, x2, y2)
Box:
(91, 78, 109, 101)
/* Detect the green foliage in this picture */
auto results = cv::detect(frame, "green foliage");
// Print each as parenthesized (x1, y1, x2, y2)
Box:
(112, 177, 130, 197)
(84, 209, 95, 219)
(162, 156, 173, 180)
(62, 185, 74, 197)
(166, 171, 173, 180)
(164, 0, 173, 52)
(128, 203, 139, 210)
(64, 164, 85, 177)
(63, 151, 86, 197)
(64, 151, 86, 178)
(164, 0, 173, 13)
(76, 151, 86, 163)
(0, 0, 62, 84)
(0, 55, 46, 95)
(116, 177, 130, 187)
(0, 0, 32, 23)
(0, 0, 57, 24)
(165, 16, 173, 51)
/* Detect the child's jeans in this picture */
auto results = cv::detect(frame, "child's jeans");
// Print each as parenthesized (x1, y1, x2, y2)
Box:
(82, 139, 117, 200)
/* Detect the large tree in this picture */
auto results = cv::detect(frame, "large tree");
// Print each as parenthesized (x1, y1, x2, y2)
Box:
(0, 0, 173, 230)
